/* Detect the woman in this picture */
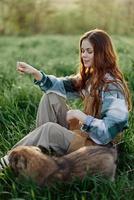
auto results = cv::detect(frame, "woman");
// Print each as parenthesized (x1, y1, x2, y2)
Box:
(0, 29, 131, 171)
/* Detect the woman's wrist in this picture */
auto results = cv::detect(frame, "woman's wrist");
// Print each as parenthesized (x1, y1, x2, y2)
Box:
(75, 110, 87, 123)
(32, 69, 43, 81)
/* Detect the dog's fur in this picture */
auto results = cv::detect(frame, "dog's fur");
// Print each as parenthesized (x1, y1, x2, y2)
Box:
(9, 145, 117, 186)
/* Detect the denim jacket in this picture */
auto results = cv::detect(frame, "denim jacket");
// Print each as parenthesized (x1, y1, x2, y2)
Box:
(34, 72, 129, 145)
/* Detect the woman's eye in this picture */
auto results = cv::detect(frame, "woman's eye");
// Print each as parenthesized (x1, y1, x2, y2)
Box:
(87, 50, 93, 54)
(81, 49, 93, 54)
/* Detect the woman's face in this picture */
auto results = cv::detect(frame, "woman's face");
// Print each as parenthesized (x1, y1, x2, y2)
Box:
(81, 39, 94, 68)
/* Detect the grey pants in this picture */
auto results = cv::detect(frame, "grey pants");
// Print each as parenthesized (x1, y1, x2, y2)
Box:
(12, 93, 75, 155)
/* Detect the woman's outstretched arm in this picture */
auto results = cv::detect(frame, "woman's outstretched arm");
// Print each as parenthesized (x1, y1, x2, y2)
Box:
(16, 61, 80, 99)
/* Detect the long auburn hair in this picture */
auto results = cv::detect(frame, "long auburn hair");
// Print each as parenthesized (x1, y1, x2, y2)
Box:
(72, 29, 131, 114)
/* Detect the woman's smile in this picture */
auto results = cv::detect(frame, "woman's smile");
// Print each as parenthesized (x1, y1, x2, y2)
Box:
(83, 59, 92, 68)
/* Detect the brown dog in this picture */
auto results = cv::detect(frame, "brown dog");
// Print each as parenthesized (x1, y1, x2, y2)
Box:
(9, 145, 117, 186)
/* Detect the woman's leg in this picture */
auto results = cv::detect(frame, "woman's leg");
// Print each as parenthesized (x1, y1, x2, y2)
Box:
(0, 122, 75, 170)
(12, 122, 75, 155)
(36, 93, 69, 128)
(0, 93, 69, 170)
(0, 93, 83, 170)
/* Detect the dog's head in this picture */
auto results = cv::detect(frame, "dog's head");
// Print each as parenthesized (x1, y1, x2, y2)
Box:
(8, 146, 62, 186)
(9, 146, 41, 175)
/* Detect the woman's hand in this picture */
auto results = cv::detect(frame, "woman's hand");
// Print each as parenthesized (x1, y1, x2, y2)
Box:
(16, 62, 42, 80)
(66, 109, 87, 123)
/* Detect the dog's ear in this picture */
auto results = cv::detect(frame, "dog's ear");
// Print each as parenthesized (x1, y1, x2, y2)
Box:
(9, 151, 27, 174)
(9, 151, 19, 175)
(9, 151, 18, 167)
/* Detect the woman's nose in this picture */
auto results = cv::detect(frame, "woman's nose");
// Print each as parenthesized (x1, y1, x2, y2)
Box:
(82, 50, 88, 58)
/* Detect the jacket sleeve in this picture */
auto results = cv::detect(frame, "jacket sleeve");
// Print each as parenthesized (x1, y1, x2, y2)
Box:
(81, 83, 129, 144)
(34, 71, 80, 99)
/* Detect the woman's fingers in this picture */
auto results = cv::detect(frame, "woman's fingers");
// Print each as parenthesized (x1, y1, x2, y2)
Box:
(66, 110, 75, 121)
(16, 62, 26, 72)
(16, 62, 34, 74)
(66, 110, 87, 123)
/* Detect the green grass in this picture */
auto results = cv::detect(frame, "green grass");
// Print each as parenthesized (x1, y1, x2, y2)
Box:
(0, 35, 134, 199)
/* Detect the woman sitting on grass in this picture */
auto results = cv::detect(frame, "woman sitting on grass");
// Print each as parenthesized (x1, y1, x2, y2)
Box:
(0, 29, 131, 175)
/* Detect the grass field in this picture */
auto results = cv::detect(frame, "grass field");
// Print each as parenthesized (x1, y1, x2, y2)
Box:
(0, 35, 134, 199)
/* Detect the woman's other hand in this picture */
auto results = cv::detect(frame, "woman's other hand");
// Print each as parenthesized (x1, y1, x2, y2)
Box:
(66, 109, 87, 123)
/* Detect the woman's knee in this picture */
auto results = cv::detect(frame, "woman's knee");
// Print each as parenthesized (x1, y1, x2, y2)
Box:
(43, 122, 64, 137)
(45, 121, 56, 125)
(42, 122, 59, 133)
(47, 93, 66, 105)
(39, 93, 64, 105)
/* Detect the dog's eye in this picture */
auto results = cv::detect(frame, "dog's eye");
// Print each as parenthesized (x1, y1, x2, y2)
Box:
(9, 153, 18, 165)
(14, 156, 18, 164)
